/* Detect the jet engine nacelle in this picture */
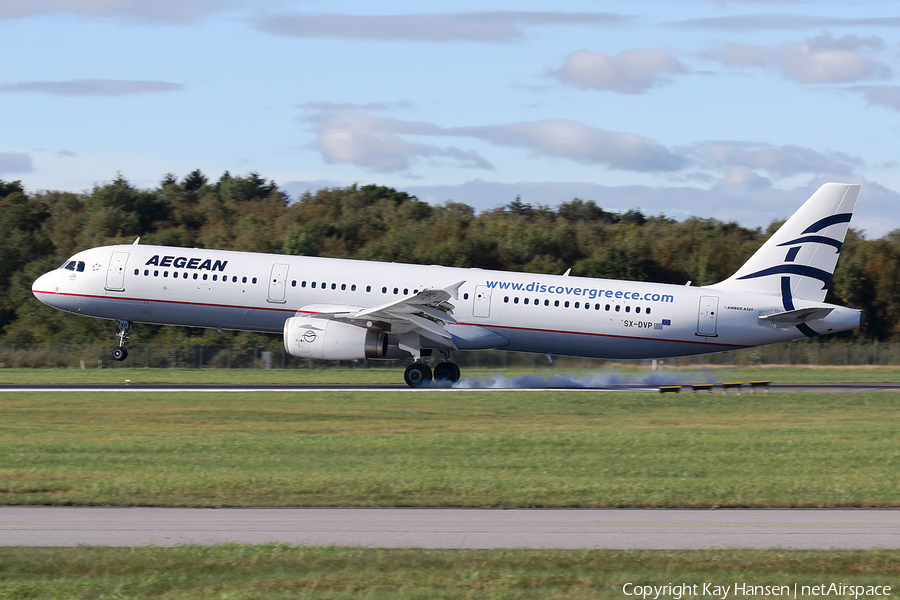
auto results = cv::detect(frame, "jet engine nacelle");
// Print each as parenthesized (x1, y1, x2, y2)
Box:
(283, 317, 387, 360)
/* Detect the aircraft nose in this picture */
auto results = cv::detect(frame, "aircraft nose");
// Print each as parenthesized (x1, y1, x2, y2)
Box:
(32, 271, 54, 304)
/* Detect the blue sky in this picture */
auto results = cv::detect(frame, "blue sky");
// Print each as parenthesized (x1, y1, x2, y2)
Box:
(2, 0, 899, 236)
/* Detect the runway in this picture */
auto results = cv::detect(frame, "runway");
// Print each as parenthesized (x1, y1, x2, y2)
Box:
(2, 507, 898, 549)
(0, 382, 898, 393)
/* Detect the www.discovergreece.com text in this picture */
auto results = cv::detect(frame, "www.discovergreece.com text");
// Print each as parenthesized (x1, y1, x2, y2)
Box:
(484, 280, 675, 303)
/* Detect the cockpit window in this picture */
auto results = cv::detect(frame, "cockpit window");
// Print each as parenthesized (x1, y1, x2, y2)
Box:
(64, 261, 76, 271)
(76, 261, 85, 272)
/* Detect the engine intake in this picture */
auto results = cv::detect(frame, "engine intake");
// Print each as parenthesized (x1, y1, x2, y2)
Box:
(283, 317, 387, 360)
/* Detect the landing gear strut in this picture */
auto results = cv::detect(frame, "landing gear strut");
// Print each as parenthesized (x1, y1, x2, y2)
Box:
(111, 319, 131, 361)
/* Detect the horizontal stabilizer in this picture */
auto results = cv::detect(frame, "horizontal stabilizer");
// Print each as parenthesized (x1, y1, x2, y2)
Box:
(759, 307, 834, 325)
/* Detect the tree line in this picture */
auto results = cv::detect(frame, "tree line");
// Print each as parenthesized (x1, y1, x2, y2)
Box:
(1, 170, 896, 347)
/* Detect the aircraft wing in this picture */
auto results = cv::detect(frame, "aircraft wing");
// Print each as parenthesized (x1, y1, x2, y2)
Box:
(300, 280, 465, 347)
(759, 307, 834, 326)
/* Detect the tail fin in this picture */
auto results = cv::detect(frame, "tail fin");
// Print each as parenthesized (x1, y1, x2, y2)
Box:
(708, 183, 860, 303)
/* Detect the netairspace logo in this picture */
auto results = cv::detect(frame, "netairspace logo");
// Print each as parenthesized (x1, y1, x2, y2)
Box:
(622, 583, 892, 600)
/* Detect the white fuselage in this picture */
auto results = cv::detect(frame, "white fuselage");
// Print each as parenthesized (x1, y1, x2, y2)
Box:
(32, 244, 863, 360)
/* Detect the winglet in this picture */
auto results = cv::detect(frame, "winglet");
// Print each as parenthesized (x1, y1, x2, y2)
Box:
(132, 237, 141, 245)
(444, 280, 465, 301)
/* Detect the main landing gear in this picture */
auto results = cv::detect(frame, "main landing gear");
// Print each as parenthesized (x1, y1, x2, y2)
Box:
(111, 319, 131, 361)
(403, 351, 461, 388)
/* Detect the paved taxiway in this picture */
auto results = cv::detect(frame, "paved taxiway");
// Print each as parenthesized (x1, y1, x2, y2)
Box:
(1, 382, 898, 392)
(2, 507, 899, 549)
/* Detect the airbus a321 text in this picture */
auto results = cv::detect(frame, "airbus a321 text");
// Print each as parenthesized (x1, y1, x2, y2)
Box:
(32, 183, 866, 387)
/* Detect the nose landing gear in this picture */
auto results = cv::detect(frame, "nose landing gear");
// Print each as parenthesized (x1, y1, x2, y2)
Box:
(111, 319, 131, 361)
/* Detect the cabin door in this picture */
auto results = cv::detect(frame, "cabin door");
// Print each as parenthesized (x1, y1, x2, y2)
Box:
(267, 263, 289, 303)
(697, 296, 719, 337)
(473, 285, 491, 318)
(105, 252, 129, 291)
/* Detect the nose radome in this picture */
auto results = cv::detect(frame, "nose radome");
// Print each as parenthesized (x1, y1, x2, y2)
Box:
(32, 272, 54, 303)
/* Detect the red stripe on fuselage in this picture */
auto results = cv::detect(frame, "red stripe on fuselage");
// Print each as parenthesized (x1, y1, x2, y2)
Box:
(35, 289, 742, 349)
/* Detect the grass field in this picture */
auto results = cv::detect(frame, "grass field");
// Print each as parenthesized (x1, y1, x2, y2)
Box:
(0, 364, 900, 384)
(1, 389, 898, 507)
(1, 546, 898, 599)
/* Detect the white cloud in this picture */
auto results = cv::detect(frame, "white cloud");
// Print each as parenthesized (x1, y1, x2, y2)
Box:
(303, 108, 687, 173)
(0, 0, 234, 22)
(258, 11, 631, 42)
(686, 141, 863, 179)
(309, 111, 493, 172)
(863, 86, 900, 111)
(552, 49, 687, 94)
(0, 152, 34, 175)
(700, 33, 891, 84)
(453, 121, 687, 172)
(0, 80, 183, 96)
(671, 14, 900, 31)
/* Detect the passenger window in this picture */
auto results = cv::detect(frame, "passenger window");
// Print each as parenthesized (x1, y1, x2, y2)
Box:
(554, 300, 559, 307)
(393, 287, 399, 295)
(544, 300, 549, 306)
(574, 302, 579, 308)
(366, 285, 371, 292)
(312, 282, 317, 288)
(183, 273, 188, 279)
(403, 288, 408, 295)
(252, 277, 257, 284)
(464, 293, 469, 300)
(514, 297, 519, 304)
(341, 284, 346, 291)
(594, 303, 600, 310)
(144, 270, 149, 276)
(351, 284, 357, 291)
(504, 296, 509, 303)
(243, 277, 247, 283)
(212, 275, 217, 281)
(646, 307, 651, 315)
(635, 307, 641, 313)
(321, 282, 325, 289)
(134, 269, 139, 275)
(331, 283, 336, 290)
(625, 306, 631, 313)
(524, 298, 529, 305)
(77, 262, 85, 272)
(154, 270, 159, 277)
(203, 274, 208, 280)
(193, 273, 198, 280)
(605, 304, 610, 311)
(232, 276, 237, 282)
(291, 280, 296, 287)
(615, 305, 620, 312)
(301, 281, 306, 288)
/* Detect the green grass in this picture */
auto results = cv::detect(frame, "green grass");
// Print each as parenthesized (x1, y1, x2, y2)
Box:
(0, 364, 899, 384)
(0, 546, 898, 599)
(1, 390, 899, 507)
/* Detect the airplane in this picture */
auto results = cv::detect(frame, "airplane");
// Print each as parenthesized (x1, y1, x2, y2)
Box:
(32, 182, 865, 387)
